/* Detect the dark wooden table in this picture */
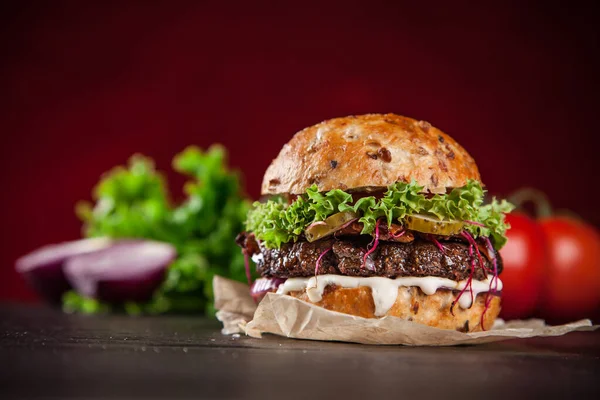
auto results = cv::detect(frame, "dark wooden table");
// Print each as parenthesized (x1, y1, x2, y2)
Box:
(1, 304, 599, 399)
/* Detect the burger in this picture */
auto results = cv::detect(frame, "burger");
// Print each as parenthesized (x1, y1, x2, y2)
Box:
(237, 114, 513, 332)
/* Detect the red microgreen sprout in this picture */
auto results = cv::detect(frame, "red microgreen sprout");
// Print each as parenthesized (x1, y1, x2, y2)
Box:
(480, 236, 500, 330)
(461, 231, 492, 276)
(450, 243, 475, 316)
(315, 247, 332, 278)
(389, 229, 406, 239)
(362, 219, 381, 271)
(338, 218, 358, 231)
(243, 250, 252, 286)
(454, 232, 500, 330)
(429, 234, 446, 254)
(311, 247, 332, 288)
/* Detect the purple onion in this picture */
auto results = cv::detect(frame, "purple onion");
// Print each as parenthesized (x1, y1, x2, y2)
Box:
(250, 277, 286, 303)
(64, 240, 176, 303)
(15, 238, 112, 304)
(306, 221, 327, 230)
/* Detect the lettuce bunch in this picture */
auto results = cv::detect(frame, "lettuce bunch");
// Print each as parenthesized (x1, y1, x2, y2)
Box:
(246, 180, 514, 249)
(64, 145, 250, 315)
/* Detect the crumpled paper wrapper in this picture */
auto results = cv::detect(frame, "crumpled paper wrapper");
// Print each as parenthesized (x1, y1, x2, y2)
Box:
(213, 275, 598, 346)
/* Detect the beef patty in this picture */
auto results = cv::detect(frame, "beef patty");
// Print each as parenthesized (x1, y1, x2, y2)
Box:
(237, 233, 502, 282)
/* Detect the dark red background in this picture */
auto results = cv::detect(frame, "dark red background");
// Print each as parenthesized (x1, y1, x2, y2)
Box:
(1, 1, 599, 302)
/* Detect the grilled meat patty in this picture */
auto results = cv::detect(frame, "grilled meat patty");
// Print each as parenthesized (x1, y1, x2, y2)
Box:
(237, 233, 502, 282)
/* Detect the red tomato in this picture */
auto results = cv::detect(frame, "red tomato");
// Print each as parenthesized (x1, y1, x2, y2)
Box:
(539, 217, 600, 321)
(498, 213, 546, 320)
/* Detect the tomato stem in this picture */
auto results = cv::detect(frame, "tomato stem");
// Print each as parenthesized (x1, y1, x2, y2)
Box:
(508, 188, 553, 218)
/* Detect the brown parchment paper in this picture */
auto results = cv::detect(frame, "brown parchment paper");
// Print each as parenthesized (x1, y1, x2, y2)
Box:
(213, 276, 598, 346)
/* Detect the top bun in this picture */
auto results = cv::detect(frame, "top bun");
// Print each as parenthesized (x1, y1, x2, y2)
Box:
(261, 114, 481, 195)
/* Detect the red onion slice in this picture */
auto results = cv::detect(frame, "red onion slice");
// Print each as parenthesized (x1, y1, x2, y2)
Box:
(250, 277, 286, 303)
(64, 240, 176, 303)
(15, 238, 112, 304)
(306, 221, 328, 230)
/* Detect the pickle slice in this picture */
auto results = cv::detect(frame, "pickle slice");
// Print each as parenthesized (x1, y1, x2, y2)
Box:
(402, 214, 464, 236)
(305, 211, 359, 242)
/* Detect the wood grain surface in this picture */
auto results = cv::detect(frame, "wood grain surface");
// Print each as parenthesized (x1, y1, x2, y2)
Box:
(1, 304, 599, 399)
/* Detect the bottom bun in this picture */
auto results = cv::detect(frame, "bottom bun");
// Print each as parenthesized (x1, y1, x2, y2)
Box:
(288, 285, 501, 332)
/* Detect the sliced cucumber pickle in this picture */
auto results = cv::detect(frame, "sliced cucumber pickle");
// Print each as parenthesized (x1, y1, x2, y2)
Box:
(402, 214, 464, 236)
(305, 211, 359, 242)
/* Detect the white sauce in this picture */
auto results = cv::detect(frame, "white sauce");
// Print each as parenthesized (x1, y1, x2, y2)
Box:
(276, 274, 502, 317)
(251, 253, 264, 264)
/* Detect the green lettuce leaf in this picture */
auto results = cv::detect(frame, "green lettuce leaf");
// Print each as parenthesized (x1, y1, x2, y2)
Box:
(425, 180, 485, 221)
(340, 181, 427, 233)
(306, 186, 353, 221)
(246, 180, 513, 249)
(70, 145, 250, 316)
(464, 198, 515, 248)
(75, 155, 172, 241)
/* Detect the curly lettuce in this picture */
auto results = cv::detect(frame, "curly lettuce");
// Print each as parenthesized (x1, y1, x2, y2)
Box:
(69, 145, 250, 315)
(246, 180, 514, 249)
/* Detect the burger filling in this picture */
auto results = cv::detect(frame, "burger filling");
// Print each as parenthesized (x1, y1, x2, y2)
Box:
(238, 233, 502, 281)
(237, 180, 513, 323)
